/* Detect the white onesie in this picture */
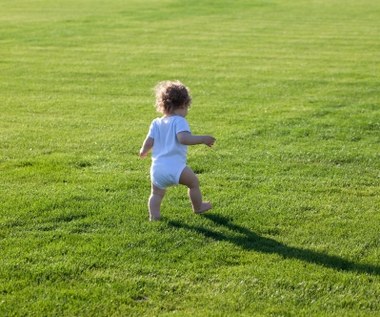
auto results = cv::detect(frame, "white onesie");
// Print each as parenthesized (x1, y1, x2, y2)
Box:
(147, 115, 191, 189)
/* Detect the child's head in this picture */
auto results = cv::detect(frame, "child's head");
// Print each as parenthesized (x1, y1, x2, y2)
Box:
(154, 81, 192, 115)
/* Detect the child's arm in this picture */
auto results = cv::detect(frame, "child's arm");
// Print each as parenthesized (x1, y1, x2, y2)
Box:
(177, 132, 215, 147)
(139, 137, 154, 158)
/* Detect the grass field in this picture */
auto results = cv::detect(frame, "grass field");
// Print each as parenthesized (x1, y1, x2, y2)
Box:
(1, 0, 379, 316)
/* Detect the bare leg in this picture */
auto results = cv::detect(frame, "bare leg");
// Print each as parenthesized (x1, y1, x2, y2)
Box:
(179, 167, 212, 214)
(149, 184, 165, 221)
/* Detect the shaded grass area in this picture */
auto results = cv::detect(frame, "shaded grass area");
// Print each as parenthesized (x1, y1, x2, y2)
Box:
(169, 214, 380, 276)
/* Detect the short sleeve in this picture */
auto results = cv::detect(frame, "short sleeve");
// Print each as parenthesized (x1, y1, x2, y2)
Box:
(147, 119, 156, 139)
(175, 117, 191, 134)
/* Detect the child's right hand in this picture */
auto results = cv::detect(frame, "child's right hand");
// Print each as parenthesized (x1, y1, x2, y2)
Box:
(203, 136, 216, 147)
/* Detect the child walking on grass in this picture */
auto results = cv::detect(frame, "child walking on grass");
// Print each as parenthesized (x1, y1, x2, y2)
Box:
(139, 81, 216, 221)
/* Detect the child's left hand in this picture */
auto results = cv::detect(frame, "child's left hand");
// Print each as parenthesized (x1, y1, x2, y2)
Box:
(203, 136, 216, 147)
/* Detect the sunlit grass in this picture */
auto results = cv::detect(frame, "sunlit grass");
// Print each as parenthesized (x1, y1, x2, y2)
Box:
(1, 0, 379, 316)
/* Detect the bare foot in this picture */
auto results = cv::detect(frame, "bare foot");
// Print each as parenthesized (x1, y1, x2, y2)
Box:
(149, 210, 161, 221)
(194, 202, 212, 214)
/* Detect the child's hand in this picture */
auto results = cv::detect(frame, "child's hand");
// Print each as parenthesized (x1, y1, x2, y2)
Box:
(139, 137, 154, 158)
(139, 149, 148, 158)
(203, 136, 216, 147)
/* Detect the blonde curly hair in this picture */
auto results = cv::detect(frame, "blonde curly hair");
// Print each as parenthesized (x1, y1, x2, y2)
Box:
(154, 80, 192, 114)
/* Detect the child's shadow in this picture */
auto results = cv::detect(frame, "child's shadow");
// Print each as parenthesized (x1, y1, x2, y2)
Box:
(167, 214, 379, 276)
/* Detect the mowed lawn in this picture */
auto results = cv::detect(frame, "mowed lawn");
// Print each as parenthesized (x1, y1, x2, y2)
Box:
(1, 0, 379, 316)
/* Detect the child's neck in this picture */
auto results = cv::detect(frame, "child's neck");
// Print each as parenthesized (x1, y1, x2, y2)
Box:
(164, 112, 182, 117)
(165, 108, 187, 118)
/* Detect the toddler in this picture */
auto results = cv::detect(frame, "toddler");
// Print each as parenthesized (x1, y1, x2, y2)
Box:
(139, 81, 216, 221)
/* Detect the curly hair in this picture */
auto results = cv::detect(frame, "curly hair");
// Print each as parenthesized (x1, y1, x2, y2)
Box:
(154, 81, 192, 114)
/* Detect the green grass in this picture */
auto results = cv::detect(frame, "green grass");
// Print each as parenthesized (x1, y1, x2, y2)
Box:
(1, 0, 379, 316)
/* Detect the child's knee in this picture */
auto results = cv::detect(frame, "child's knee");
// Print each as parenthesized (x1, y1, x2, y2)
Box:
(188, 175, 199, 189)
(179, 167, 199, 189)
